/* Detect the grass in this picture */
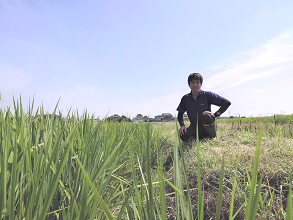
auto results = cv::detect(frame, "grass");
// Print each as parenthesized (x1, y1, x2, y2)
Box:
(0, 99, 168, 220)
(155, 120, 293, 219)
(1, 99, 292, 219)
(218, 114, 293, 125)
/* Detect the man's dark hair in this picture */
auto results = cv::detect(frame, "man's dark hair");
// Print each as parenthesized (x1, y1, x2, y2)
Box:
(188, 73, 203, 85)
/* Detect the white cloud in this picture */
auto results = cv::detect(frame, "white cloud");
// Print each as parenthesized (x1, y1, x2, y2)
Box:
(256, 88, 264, 93)
(226, 76, 293, 117)
(204, 29, 293, 92)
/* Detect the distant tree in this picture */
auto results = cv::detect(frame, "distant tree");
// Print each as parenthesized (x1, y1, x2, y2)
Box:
(134, 114, 143, 120)
(105, 114, 131, 122)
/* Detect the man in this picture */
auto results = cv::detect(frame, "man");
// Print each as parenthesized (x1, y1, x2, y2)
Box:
(177, 73, 231, 142)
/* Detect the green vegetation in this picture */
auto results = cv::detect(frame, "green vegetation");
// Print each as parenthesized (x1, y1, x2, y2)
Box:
(0, 99, 166, 219)
(218, 114, 293, 125)
(1, 99, 292, 219)
(154, 120, 293, 219)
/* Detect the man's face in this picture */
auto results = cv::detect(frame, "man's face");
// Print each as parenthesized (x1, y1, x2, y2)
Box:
(189, 79, 202, 93)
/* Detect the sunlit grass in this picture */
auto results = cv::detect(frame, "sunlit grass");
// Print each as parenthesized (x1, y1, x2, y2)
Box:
(1, 99, 292, 219)
(155, 120, 292, 219)
(0, 99, 167, 219)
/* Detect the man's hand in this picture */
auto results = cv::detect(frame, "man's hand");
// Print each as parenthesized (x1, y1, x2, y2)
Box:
(203, 111, 215, 117)
(179, 125, 187, 136)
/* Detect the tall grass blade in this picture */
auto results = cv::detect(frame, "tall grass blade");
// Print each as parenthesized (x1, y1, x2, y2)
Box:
(229, 161, 238, 220)
(251, 173, 263, 219)
(245, 127, 263, 220)
(0, 113, 10, 220)
(286, 181, 292, 220)
(174, 128, 188, 219)
(175, 120, 193, 220)
(159, 150, 166, 220)
(196, 120, 204, 220)
(137, 156, 150, 220)
(173, 143, 180, 220)
(146, 122, 155, 220)
(71, 146, 115, 220)
(232, 203, 245, 220)
(26, 129, 61, 219)
(216, 154, 225, 220)
(39, 125, 78, 220)
(158, 174, 183, 195)
(116, 185, 134, 220)
(8, 132, 18, 220)
(130, 198, 139, 220)
(78, 177, 88, 220)
(128, 143, 144, 219)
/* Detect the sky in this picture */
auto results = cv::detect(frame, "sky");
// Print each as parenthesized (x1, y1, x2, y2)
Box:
(1, 0, 293, 119)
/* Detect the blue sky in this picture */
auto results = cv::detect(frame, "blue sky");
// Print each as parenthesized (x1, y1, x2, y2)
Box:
(1, 0, 293, 119)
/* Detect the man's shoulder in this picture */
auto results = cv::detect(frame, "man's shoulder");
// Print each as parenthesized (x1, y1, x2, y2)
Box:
(200, 90, 225, 102)
(181, 92, 192, 99)
(200, 90, 219, 97)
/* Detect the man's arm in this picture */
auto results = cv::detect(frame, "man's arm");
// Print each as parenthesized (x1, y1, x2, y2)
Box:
(213, 99, 231, 117)
(177, 112, 187, 136)
(177, 112, 185, 127)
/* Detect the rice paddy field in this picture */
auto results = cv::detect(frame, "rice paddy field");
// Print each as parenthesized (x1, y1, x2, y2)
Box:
(1, 100, 292, 220)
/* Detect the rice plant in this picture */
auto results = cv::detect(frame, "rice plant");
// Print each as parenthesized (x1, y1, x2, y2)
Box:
(0, 99, 166, 219)
(1, 99, 292, 219)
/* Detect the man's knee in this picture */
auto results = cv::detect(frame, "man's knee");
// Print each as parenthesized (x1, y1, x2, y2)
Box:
(179, 126, 197, 141)
(179, 131, 191, 141)
(202, 112, 215, 124)
(202, 113, 217, 138)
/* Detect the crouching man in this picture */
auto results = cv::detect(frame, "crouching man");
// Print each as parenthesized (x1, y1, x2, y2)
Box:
(177, 73, 231, 143)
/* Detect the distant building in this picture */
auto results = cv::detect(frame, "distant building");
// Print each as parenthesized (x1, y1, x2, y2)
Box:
(154, 115, 164, 121)
(162, 113, 174, 119)
(154, 113, 175, 122)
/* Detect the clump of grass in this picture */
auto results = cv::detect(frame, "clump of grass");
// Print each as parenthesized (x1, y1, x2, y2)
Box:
(218, 114, 293, 125)
(158, 120, 293, 219)
(0, 99, 167, 219)
(1, 99, 292, 219)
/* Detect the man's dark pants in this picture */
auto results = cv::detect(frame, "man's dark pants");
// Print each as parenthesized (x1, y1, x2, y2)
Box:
(164, 113, 217, 171)
(180, 113, 217, 142)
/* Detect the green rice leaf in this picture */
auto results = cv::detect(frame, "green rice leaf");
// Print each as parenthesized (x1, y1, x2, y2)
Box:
(216, 154, 225, 220)
(286, 182, 292, 220)
(146, 122, 155, 220)
(39, 125, 78, 220)
(159, 150, 166, 220)
(71, 141, 115, 220)
(251, 173, 263, 219)
(245, 127, 263, 220)
(229, 162, 238, 220)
